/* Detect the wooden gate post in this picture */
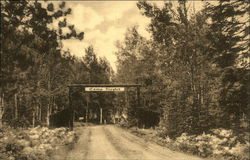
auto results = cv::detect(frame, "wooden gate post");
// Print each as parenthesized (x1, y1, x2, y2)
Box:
(136, 86, 141, 128)
(137, 86, 140, 107)
(100, 107, 103, 124)
(86, 93, 89, 123)
(69, 87, 73, 130)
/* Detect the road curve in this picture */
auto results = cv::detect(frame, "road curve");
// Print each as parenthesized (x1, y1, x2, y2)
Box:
(61, 125, 204, 160)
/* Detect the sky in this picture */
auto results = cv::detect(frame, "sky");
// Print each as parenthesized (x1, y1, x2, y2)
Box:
(60, 1, 205, 71)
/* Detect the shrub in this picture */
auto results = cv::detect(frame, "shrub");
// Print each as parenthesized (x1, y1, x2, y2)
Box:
(9, 118, 30, 128)
(146, 127, 249, 160)
(0, 126, 78, 160)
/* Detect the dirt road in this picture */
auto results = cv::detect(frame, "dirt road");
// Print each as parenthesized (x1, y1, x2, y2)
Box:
(57, 125, 203, 160)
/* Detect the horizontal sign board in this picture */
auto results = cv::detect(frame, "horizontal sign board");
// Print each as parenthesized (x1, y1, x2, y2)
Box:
(85, 87, 125, 92)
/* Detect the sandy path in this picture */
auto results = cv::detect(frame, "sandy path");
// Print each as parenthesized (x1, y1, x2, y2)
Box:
(64, 125, 204, 160)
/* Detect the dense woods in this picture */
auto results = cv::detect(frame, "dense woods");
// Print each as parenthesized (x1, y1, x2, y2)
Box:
(1, 0, 249, 138)
(115, 0, 249, 137)
(1, 0, 112, 127)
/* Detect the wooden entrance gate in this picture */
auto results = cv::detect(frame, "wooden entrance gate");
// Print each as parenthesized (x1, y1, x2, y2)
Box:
(68, 84, 141, 130)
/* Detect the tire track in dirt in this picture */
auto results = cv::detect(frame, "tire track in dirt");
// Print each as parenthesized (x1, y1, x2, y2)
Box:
(102, 126, 143, 160)
(105, 125, 203, 160)
(65, 127, 92, 160)
(86, 125, 124, 160)
(103, 126, 171, 160)
(114, 127, 174, 158)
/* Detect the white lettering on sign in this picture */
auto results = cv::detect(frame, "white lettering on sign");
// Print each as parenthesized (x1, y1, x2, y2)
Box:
(85, 87, 125, 92)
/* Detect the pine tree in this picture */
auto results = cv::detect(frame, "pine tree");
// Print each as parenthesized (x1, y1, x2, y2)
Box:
(1, 0, 84, 127)
(205, 0, 249, 128)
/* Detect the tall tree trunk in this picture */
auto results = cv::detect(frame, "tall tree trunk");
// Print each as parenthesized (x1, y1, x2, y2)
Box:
(35, 104, 39, 125)
(0, 93, 5, 128)
(39, 105, 42, 122)
(14, 92, 18, 119)
(32, 110, 35, 127)
(37, 81, 42, 123)
(50, 97, 53, 115)
(46, 103, 50, 126)
(46, 96, 53, 126)
(47, 69, 51, 126)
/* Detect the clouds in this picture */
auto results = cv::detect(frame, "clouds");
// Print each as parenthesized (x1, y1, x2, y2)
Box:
(59, 1, 206, 71)
(67, 3, 104, 31)
(61, 1, 151, 71)
(103, 2, 136, 21)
